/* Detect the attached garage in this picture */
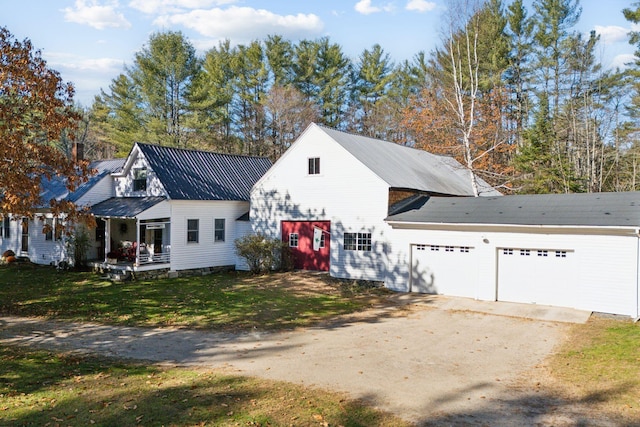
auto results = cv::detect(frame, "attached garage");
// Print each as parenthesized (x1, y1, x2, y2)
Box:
(281, 221, 330, 271)
(386, 192, 640, 318)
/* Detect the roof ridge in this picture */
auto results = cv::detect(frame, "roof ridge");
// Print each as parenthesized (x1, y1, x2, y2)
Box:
(136, 142, 270, 160)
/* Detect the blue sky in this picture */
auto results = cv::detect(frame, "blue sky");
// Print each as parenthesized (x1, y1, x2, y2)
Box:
(3, 0, 638, 106)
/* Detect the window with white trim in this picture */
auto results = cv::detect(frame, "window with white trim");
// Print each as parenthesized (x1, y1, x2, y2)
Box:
(555, 250, 567, 258)
(187, 219, 199, 243)
(45, 218, 53, 241)
(289, 233, 299, 247)
(520, 249, 531, 256)
(308, 157, 320, 175)
(344, 232, 371, 251)
(503, 248, 514, 255)
(1, 216, 9, 238)
(133, 168, 147, 192)
(214, 218, 225, 242)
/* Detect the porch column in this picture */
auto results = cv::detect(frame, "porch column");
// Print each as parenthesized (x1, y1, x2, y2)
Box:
(105, 219, 111, 262)
(135, 218, 140, 266)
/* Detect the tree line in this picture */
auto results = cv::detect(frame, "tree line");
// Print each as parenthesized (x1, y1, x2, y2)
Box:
(76, 0, 640, 194)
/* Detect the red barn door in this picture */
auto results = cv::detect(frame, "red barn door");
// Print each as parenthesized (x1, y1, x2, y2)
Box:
(281, 221, 330, 271)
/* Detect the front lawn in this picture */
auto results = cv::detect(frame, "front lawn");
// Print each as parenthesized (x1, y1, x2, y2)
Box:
(0, 345, 410, 427)
(548, 316, 640, 420)
(0, 264, 390, 331)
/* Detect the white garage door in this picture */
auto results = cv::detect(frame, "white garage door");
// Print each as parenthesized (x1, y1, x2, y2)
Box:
(411, 244, 477, 297)
(497, 248, 577, 308)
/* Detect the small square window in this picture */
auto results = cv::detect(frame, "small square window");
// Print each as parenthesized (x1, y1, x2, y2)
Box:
(555, 251, 567, 258)
(460, 246, 470, 253)
(430, 245, 440, 251)
(503, 248, 513, 255)
(445, 245, 454, 252)
(214, 218, 225, 242)
(520, 249, 530, 256)
(187, 219, 199, 243)
(308, 157, 320, 175)
(289, 233, 299, 247)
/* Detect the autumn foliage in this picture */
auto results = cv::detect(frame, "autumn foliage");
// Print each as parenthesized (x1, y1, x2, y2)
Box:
(403, 85, 516, 191)
(0, 27, 93, 229)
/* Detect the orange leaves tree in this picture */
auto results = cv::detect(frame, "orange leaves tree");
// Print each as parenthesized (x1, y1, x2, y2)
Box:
(0, 27, 92, 229)
(404, 85, 516, 193)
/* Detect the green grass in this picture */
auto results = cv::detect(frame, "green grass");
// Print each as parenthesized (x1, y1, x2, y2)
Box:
(549, 317, 640, 416)
(0, 264, 387, 331)
(0, 345, 411, 427)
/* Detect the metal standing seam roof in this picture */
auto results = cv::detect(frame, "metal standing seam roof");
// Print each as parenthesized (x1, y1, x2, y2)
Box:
(39, 159, 125, 206)
(91, 196, 166, 218)
(136, 143, 272, 201)
(386, 192, 640, 228)
(317, 125, 501, 197)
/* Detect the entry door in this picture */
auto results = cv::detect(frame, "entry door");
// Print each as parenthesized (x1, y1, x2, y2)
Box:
(282, 221, 330, 271)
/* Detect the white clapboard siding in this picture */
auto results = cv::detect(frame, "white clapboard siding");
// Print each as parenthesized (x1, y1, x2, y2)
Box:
(169, 200, 249, 271)
(234, 220, 252, 271)
(251, 124, 391, 281)
(76, 175, 116, 207)
(115, 154, 167, 198)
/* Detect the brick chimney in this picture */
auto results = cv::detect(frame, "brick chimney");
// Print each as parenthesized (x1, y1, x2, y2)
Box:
(72, 142, 84, 163)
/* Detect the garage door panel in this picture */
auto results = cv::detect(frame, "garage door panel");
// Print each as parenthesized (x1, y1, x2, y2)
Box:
(498, 248, 577, 307)
(412, 244, 476, 297)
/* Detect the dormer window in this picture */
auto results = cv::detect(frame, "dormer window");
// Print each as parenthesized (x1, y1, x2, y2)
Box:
(308, 157, 320, 175)
(133, 168, 147, 192)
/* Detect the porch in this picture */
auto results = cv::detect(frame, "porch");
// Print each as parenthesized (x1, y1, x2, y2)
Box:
(90, 197, 172, 274)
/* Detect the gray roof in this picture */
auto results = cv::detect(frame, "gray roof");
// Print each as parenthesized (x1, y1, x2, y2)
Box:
(386, 192, 640, 228)
(40, 159, 125, 206)
(318, 125, 501, 197)
(136, 143, 272, 201)
(91, 197, 166, 218)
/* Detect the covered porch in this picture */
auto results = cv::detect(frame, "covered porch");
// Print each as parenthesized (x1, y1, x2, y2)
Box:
(90, 197, 171, 275)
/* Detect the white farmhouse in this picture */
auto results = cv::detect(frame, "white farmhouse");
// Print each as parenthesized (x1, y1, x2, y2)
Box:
(90, 143, 271, 277)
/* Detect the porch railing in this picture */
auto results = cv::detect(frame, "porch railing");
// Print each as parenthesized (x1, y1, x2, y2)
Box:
(138, 252, 170, 264)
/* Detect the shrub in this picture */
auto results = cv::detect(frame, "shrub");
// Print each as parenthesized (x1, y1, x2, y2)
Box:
(235, 233, 293, 274)
(2, 249, 15, 258)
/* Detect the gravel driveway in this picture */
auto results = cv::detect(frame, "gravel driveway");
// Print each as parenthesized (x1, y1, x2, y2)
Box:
(0, 297, 600, 426)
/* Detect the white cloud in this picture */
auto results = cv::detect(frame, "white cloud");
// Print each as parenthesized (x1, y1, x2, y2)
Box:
(405, 0, 436, 13)
(154, 6, 323, 42)
(610, 53, 635, 69)
(594, 25, 629, 44)
(128, 0, 237, 15)
(63, 0, 131, 30)
(355, 0, 379, 15)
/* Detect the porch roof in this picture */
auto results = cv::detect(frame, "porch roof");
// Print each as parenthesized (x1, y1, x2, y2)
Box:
(91, 196, 166, 218)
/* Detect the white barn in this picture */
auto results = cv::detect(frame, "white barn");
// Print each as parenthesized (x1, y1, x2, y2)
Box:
(250, 123, 498, 281)
(386, 193, 640, 318)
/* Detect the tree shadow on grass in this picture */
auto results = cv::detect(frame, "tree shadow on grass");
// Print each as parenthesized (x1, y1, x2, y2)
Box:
(416, 381, 638, 426)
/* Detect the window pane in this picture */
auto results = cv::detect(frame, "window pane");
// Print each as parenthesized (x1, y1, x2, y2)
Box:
(308, 157, 320, 175)
(133, 168, 147, 191)
(289, 233, 299, 247)
(214, 218, 225, 242)
(45, 218, 53, 241)
(357, 233, 372, 251)
(187, 219, 199, 243)
(344, 232, 357, 251)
